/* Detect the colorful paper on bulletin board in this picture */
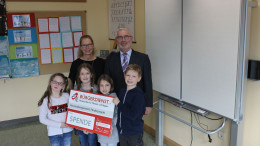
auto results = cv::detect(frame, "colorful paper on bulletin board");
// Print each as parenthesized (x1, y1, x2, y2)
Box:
(49, 17, 59, 33)
(6, 13, 36, 29)
(50, 33, 62, 48)
(39, 33, 50, 49)
(40, 48, 52, 64)
(9, 44, 38, 59)
(8, 28, 37, 45)
(71, 16, 82, 32)
(73, 31, 83, 47)
(37, 18, 49, 33)
(61, 32, 73, 48)
(59, 16, 71, 32)
(0, 36, 9, 55)
(0, 55, 11, 78)
(51, 48, 63, 63)
(63, 48, 73, 63)
(10, 58, 39, 78)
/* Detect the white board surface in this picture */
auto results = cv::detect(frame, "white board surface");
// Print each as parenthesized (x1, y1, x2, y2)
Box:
(145, 0, 182, 99)
(182, 0, 241, 119)
(145, 0, 243, 120)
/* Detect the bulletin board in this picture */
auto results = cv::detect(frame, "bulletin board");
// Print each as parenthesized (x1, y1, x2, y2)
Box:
(34, 11, 86, 75)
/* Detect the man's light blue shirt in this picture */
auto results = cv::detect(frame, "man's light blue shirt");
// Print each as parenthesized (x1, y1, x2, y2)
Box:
(120, 48, 132, 66)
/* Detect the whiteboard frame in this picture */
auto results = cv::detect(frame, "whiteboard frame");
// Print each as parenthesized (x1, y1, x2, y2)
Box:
(145, 0, 248, 121)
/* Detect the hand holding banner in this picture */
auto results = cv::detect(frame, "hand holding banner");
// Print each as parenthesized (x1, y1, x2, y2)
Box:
(66, 89, 115, 137)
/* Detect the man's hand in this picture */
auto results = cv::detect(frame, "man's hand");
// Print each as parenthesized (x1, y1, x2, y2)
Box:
(145, 107, 152, 115)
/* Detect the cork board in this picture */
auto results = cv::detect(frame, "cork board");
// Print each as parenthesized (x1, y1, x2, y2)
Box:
(34, 11, 86, 74)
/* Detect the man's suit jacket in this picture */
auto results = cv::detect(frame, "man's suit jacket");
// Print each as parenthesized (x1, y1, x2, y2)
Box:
(105, 50, 153, 107)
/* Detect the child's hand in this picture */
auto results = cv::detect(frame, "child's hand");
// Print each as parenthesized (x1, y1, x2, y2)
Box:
(110, 127, 113, 135)
(83, 130, 93, 135)
(61, 123, 68, 128)
(113, 97, 120, 105)
(83, 130, 89, 134)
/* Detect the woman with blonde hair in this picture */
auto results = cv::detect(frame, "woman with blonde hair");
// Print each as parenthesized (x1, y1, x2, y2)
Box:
(69, 35, 105, 85)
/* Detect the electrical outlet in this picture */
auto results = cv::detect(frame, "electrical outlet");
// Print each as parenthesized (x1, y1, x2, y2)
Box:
(218, 131, 224, 140)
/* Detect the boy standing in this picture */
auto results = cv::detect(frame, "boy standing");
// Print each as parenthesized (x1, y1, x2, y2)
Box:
(113, 64, 146, 146)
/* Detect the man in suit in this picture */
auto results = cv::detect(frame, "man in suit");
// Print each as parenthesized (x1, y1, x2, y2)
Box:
(105, 28, 153, 115)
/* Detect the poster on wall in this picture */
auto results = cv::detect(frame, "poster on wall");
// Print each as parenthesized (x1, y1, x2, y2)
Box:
(63, 48, 73, 63)
(49, 17, 59, 32)
(12, 14, 31, 28)
(40, 48, 52, 64)
(15, 46, 33, 58)
(8, 28, 37, 44)
(0, 36, 10, 78)
(73, 31, 82, 47)
(0, 55, 10, 78)
(10, 58, 39, 78)
(109, 0, 135, 40)
(71, 16, 82, 32)
(9, 44, 38, 59)
(59, 16, 71, 32)
(50, 33, 62, 48)
(37, 18, 49, 33)
(0, 36, 8, 55)
(6, 13, 35, 29)
(51, 48, 63, 63)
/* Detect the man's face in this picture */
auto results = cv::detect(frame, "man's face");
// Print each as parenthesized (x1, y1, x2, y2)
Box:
(116, 30, 133, 53)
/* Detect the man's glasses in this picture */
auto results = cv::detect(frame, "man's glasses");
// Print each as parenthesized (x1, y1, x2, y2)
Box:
(81, 44, 93, 48)
(51, 80, 64, 86)
(116, 35, 132, 41)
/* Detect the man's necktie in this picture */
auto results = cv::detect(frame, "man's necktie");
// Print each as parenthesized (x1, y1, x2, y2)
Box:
(122, 53, 128, 72)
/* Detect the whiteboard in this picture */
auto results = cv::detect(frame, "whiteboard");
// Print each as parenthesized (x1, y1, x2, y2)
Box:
(145, 0, 245, 120)
(145, 0, 182, 99)
(182, 0, 241, 119)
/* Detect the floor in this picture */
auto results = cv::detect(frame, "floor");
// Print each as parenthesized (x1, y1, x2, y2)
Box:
(0, 121, 167, 146)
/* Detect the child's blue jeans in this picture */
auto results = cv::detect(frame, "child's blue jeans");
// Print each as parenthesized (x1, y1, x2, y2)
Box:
(77, 130, 97, 146)
(48, 131, 72, 146)
(99, 143, 118, 146)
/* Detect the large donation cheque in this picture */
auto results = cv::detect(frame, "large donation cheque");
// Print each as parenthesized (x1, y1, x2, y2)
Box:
(66, 89, 115, 137)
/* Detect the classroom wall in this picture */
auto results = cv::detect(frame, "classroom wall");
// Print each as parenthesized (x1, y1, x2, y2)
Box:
(1, 1, 110, 121)
(1, 0, 147, 122)
(1, 0, 260, 146)
(243, 0, 260, 145)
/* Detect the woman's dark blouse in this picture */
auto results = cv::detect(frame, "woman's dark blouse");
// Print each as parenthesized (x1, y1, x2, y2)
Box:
(69, 57, 105, 85)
